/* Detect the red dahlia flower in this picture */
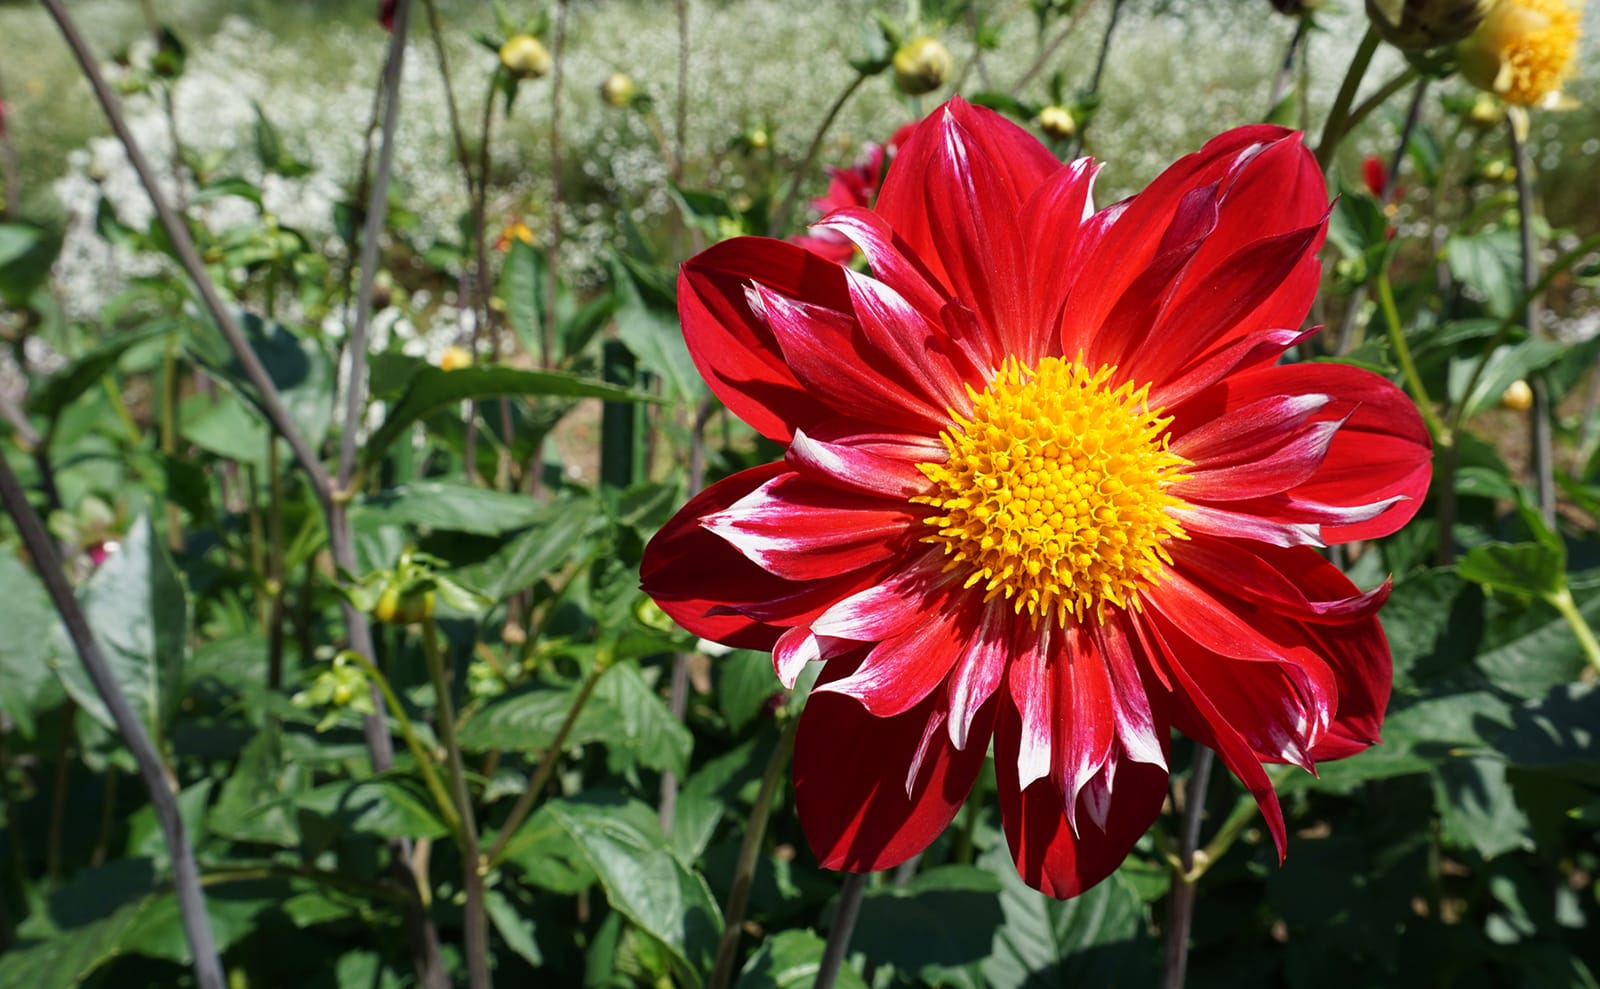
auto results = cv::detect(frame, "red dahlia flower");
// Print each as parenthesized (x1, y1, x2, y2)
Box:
(642, 98, 1431, 898)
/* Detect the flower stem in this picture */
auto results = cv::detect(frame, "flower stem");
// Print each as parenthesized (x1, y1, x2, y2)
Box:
(485, 648, 613, 868)
(1376, 270, 1449, 445)
(0, 449, 224, 989)
(1508, 111, 1556, 526)
(345, 650, 464, 841)
(707, 712, 802, 989)
(767, 72, 868, 239)
(420, 619, 491, 989)
(1314, 26, 1379, 171)
(815, 871, 871, 989)
(1161, 745, 1214, 989)
(1546, 587, 1600, 676)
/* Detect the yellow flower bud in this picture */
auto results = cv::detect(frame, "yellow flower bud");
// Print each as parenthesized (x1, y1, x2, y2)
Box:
(437, 345, 473, 371)
(600, 72, 636, 108)
(1038, 105, 1077, 141)
(892, 37, 951, 96)
(1457, 0, 1581, 108)
(499, 34, 551, 80)
(1499, 379, 1534, 410)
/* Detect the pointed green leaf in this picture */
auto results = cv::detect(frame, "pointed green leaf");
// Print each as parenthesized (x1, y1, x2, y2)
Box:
(51, 516, 188, 743)
(1457, 541, 1565, 599)
(0, 553, 67, 737)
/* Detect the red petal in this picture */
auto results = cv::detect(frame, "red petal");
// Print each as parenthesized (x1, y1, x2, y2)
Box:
(1172, 361, 1432, 543)
(795, 660, 997, 872)
(1020, 158, 1101, 364)
(786, 425, 940, 500)
(995, 694, 1170, 899)
(702, 472, 918, 580)
(679, 237, 855, 442)
(642, 464, 801, 648)
(815, 595, 977, 717)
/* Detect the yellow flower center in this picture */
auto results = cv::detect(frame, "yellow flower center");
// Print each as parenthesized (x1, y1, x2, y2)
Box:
(914, 356, 1190, 627)
(1473, 0, 1581, 106)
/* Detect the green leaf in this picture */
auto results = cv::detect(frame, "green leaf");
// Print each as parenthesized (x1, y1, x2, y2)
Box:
(351, 481, 552, 536)
(0, 899, 147, 989)
(210, 723, 309, 846)
(1381, 569, 1485, 690)
(1433, 755, 1534, 859)
(499, 802, 597, 894)
(852, 865, 1002, 983)
(484, 888, 542, 966)
(612, 255, 703, 403)
(718, 648, 779, 734)
(362, 365, 655, 468)
(979, 843, 1154, 989)
(1445, 228, 1521, 317)
(449, 494, 593, 602)
(0, 554, 67, 737)
(1450, 339, 1569, 421)
(545, 794, 723, 984)
(1457, 541, 1566, 599)
(26, 324, 169, 421)
(735, 929, 871, 989)
(0, 223, 42, 268)
(1495, 683, 1600, 785)
(187, 310, 335, 449)
(455, 679, 621, 754)
(669, 740, 762, 864)
(299, 776, 450, 840)
(51, 516, 189, 743)
(592, 661, 693, 776)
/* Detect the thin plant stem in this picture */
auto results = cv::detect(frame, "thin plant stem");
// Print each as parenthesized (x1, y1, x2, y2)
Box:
(767, 72, 868, 239)
(1376, 270, 1449, 443)
(1314, 26, 1380, 171)
(674, 0, 690, 185)
(707, 713, 802, 989)
(1161, 746, 1215, 989)
(463, 71, 499, 482)
(1064, 0, 1123, 159)
(815, 871, 871, 989)
(1508, 112, 1556, 525)
(345, 650, 464, 840)
(485, 650, 612, 868)
(421, 619, 490, 989)
(1009, 0, 1098, 95)
(0, 453, 224, 989)
(1267, 15, 1309, 115)
(1343, 69, 1420, 144)
(41, 0, 331, 501)
(1335, 79, 1428, 355)
(1547, 587, 1600, 675)
(202, 864, 412, 904)
(544, 0, 572, 371)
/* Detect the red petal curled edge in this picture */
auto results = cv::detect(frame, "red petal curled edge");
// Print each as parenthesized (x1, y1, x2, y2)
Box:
(640, 463, 798, 649)
(678, 237, 856, 443)
(1063, 127, 1325, 363)
(795, 659, 998, 873)
(1170, 361, 1432, 544)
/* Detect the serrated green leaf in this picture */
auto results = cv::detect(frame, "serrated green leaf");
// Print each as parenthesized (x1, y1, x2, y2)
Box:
(1457, 541, 1565, 599)
(1451, 339, 1569, 421)
(455, 678, 620, 754)
(545, 794, 722, 985)
(612, 255, 703, 403)
(187, 310, 335, 449)
(852, 865, 1001, 983)
(979, 843, 1153, 989)
(351, 481, 551, 536)
(735, 929, 871, 989)
(1445, 228, 1521, 317)
(299, 776, 450, 840)
(210, 723, 308, 846)
(0, 554, 67, 737)
(718, 648, 780, 734)
(51, 516, 188, 743)
(592, 662, 693, 776)
(1433, 755, 1534, 859)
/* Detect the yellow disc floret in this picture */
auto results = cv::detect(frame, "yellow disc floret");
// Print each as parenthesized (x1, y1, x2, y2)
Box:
(914, 356, 1190, 626)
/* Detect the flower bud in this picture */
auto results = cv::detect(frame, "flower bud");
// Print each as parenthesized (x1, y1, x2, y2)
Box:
(437, 345, 473, 371)
(892, 37, 951, 96)
(1366, 0, 1492, 50)
(1457, 0, 1581, 107)
(600, 72, 637, 108)
(1499, 379, 1534, 411)
(1038, 105, 1077, 141)
(1468, 92, 1506, 126)
(500, 34, 551, 80)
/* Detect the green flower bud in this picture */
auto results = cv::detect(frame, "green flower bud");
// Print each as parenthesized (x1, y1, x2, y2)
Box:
(1038, 105, 1077, 141)
(600, 72, 637, 108)
(1366, 0, 1493, 51)
(892, 36, 951, 96)
(499, 34, 551, 80)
